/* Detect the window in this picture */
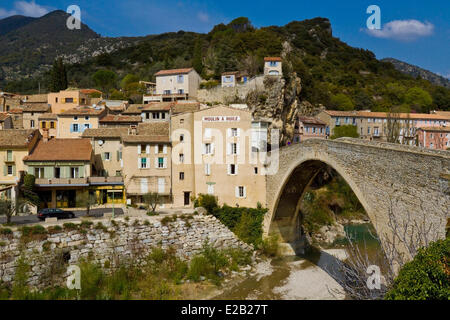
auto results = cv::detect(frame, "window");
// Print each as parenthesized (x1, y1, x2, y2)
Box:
(368, 127, 371, 134)
(229, 164, 237, 175)
(231, 128, 238, 137)
(84, 124, 90, 131)
(65, 98, 74, 103)
(34, 167, 44, 178)
(179, 172, 185, 180)
(178, 89, 184, 94)
(54, 167, 61, 178)
(74, 116, 78, 121)
(6, 150, 12, 162)
(269, 61, 278, 67)
(345, 117, 349, 124)
(205, 164, 211, 175)
(50, 122, 55, 129)
(7, 165, 13, 176)
(180, 119, 184, 124)
(163, 90, 171, 95)
(158, 157, 164, 168)
(180, 134, 184, 142)
(55, 98, 58, 103)
(254, 167, 258, 174)
(161, 112, 166, 119)
(104, 152, 111, 161)
(231, 143, 237, 155)
(237, 186, 246, 198)
(41, 121, 46, 129)
(72, 123, 79, 132)
(30, 120, 35, 128)
(85, 116, 89, 120)
(204, 143, 212, 155)
(177, 75, 184, 83)
(70, 167, 79, 178)
(140, 158, 147, 169)
(179, 153, 184, 163)
(152, 112, 160, 119)
(207, 184, 214, 195)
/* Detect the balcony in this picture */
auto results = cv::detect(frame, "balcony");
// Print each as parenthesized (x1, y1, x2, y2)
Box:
(89, 176, 124, 185)
(35, 178, 89, 187)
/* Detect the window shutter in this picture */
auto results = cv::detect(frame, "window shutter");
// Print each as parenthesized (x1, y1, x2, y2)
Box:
(235, 164, 239, 175)
(227, 128, 231, 137)
(147, 158, 150, 168)
(243, 187, 247, 198)
(227, 164, 231, 175)
(79, 166, 84, 178)
(70, 124, 73, 133)
(211, 143, 215, 155)
(28, 167, 34, 175)
(116, 151, 120, 161)
(154, 145, 158, 154)
(227, 143, 231, 155)
(235, 187, 239, 198)
(138, 158, 141, 169)
(102, 153, 105, 160)
(146, 145, 150, 154)
(202, 144, 206, 155)
(3, 165, 6, 176)
(163, 158, 167, 168)
(237, 128, 241, 137)
(236, 143, 240, 155)
(163, 145, 167, 154)
(44, 167, 52, 179)
(137, 145, 141, 154)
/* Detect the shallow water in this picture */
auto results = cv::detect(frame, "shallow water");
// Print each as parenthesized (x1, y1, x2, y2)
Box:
(215, 223, 381, 300)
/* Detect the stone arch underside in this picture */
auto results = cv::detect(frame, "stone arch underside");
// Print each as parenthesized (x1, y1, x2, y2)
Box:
(264, 139, 450, 257)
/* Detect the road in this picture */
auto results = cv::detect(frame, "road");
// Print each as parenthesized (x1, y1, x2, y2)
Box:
(0, 208, 124, 226)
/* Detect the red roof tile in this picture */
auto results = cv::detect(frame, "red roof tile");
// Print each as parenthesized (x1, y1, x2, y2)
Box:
(155, 68, 194, 76)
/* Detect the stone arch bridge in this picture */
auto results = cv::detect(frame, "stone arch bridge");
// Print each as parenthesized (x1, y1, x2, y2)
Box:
(264, 138, 449, 255)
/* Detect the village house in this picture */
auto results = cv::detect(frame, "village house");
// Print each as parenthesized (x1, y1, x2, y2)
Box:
(121, 122, 172, 208)
(171, 105, 267, 208)
(0, 91, 22, 112)
(221, 71, 249, 88)
(123, 103, 173, 122)
(0, 113, 14, 129)
(0, 129, 40, 203)
(317, 110, 450, 143)
(144, 68, 202, 103)
(417, 126, 450, 150)
(264, 57, 283, 76)
(23, 134, 94, 208)
(57, 106, 107, 138)
(38, 114, 58, 138)
(47, 89, 103, 114)
(139, 81, 156, 95)
(22, 104, 52, 131)
(293, 116, 327, 143)
(96, 100, 129, 114)
(7, 109, 24, 129)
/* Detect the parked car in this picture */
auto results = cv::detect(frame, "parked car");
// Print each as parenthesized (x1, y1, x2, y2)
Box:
(38, 208, 75, 221)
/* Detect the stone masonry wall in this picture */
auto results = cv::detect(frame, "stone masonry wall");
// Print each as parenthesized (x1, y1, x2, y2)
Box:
(0, 214, 252, 288)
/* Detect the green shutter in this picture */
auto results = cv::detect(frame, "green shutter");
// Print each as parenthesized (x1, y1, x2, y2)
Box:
(12, 165, 16, 176)
(102, 153, 105, 160)
(62, 167, 70, 178)
(116, 151, 120, 161)
(3, 165, 6, 176)
(44, 167, 53, 179)
(28, 166, 34, 175)
(79, 166, 84, 178)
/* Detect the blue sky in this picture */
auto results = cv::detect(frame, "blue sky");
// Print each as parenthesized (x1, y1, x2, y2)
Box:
(1, 0, 449, 78)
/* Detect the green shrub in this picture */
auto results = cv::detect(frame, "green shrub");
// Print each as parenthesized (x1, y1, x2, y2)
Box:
(193, 194, 218, 214)
(0, 228, 13, 236)
(187, 255, 210, 282)
(63, 223, 78, 231)
(385, 238, 450, 300)
(261, 233, 280, 257)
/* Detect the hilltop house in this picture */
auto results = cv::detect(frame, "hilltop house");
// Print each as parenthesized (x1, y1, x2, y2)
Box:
(264, 57, 282, 76)
(221, 71, 249, 87)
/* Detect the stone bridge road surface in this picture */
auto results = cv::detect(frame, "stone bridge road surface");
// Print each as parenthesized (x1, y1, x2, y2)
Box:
(0, 208, 124, 226)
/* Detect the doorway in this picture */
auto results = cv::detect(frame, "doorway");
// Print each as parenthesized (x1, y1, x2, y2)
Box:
(184, 192, 190, 206)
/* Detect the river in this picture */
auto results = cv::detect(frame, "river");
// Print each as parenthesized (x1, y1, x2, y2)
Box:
(214, 223, 381, 300)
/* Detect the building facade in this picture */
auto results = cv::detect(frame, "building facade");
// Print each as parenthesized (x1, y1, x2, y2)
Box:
(47, 89, 102, 114)
(221, 71, 249, 88)
(149, 68, 202, 102)
(417, 127, 450, 150)
(264, 57, 282, 76)
(293, 116, 327, 143)
(57, 106, 107, 138)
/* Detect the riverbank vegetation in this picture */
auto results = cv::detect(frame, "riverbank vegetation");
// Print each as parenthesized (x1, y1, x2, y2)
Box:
(0, 243, 252, 300)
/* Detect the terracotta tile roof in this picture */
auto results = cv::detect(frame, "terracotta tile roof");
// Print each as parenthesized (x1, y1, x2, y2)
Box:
(171, 102, 200, 114)
(38, 113, 58, 120)
(137, 122, 170, 136)
(155, 68, 193, 76)
(24, 138, 92, 162)
(121, 135, 170, 143)
(123, 103, 173, 114)
(264, 57, 282, 62)
(19, 94, 48, 103)
(80, 89, 103, 95)
(0, 113, 11, 121)
(82, 128, 129, 138)
(298, 116, 326, 126)
(99, 115, 142, 123)
(417, 126, 450, 132)
(0, 129, 38, 148)
(59, 106, 106, 116)
(22, 104, 51, 113)
(322, 110, 450, 120)
(8, 109, 23, 114)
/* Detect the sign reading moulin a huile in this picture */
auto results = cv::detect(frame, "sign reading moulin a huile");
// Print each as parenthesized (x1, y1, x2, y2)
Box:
(202, 116, 240, 122)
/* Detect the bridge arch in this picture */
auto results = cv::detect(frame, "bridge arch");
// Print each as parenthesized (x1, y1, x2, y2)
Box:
(264, 138, 449, 256)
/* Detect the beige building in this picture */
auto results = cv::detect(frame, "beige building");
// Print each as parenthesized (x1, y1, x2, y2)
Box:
(147, 68, 202, 102)
(0, 129, 40, 203)
(22, 104, 52, 130)
(264, 57, 282, 76)
(7, 109, 23, 129)
(121, 123, 172, 207)
(171, 105, 267, 208)
(221, 71, 249, 87)
(0, 92, 22, 112)
(317, 110, 450, 143)
(57, 106, 107, 139)
(48, 89, 103, 114)
(38, 114, 58, 138)
(293, 116, 327, 143)
(82, 128, 129, 177)
(123, 103, 172, 122)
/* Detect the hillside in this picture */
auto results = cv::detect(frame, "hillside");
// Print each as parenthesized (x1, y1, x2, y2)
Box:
(382, 58, 450, 88)
(3, 15, 450, 112)
(0, 10, 139, 83)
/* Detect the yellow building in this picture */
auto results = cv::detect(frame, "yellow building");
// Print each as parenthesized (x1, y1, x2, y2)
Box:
(47, 89, 103, 114)
(0, 129, 40, 203)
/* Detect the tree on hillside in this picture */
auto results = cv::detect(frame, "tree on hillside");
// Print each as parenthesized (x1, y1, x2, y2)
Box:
(120, 74, 139, 90)
(92, 70, 117, 98)
(50, 58, 68, 92)
(404, 87, 433, 113)
(330, 93, 355, 111)
(192, 38, 204, 75)
(331, 125, 359, 139)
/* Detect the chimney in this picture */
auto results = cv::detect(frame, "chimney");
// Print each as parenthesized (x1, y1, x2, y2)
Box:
(42, 128, 49, 142)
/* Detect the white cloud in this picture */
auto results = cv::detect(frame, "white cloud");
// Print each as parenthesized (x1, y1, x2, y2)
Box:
(197, 12, 210, 23)
(0, 1, 49, 19)
(366, 19, 434, 41)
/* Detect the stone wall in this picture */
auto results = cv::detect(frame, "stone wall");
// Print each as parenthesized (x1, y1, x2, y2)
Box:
(0, 214, 252, 288)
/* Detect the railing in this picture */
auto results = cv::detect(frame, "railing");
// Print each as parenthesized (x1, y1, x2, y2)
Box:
(89, 176, 124, 184)
(35, 177, 123, 186)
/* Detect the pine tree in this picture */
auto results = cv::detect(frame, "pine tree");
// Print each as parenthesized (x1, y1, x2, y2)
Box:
(192, 38, 203, 75)
(50, 58, 68, 92)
